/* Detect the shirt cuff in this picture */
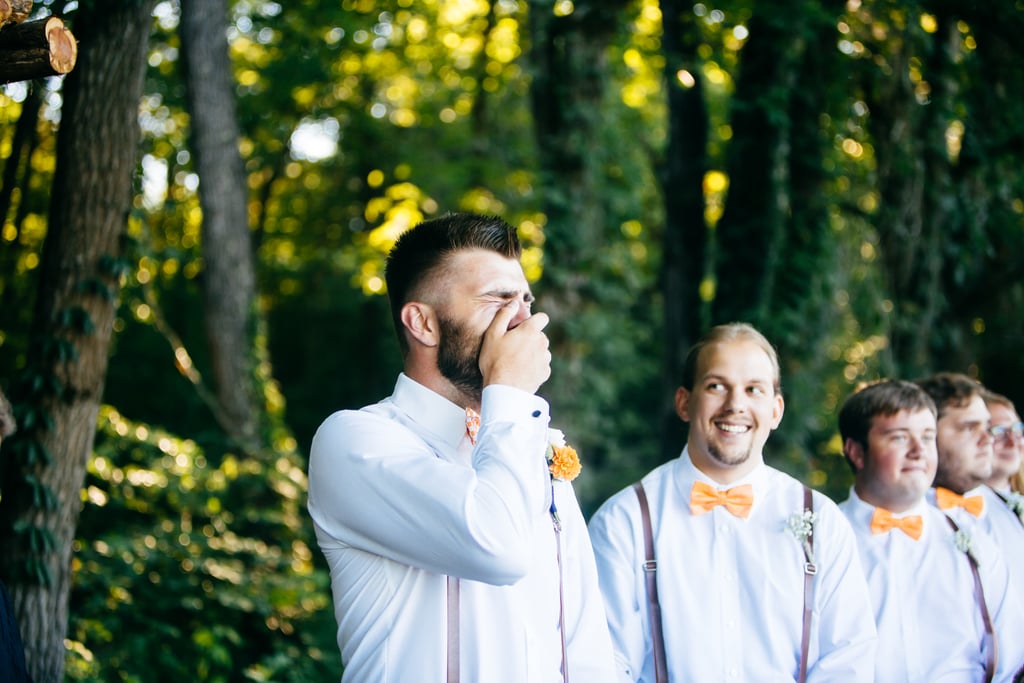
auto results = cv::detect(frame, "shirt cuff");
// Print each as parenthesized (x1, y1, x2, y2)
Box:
(480, 384, 550, 427)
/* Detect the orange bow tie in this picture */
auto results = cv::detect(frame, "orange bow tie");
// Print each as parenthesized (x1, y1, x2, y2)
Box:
(690, 481, 754, 519)
(935, 487, 984, 517)
(870, 507, 923, 540)
(465, 407, 480, 445)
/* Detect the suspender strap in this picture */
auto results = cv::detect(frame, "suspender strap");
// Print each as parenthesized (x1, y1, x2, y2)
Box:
(631, 482, 817, 682)
(447, 505, 570, 683)
(447, 576, 459, 683)
(798, 485, 815, 683)
(632, 482, 668, 683)
(944, 515, 998, 682)
(552, 512, 570, 683)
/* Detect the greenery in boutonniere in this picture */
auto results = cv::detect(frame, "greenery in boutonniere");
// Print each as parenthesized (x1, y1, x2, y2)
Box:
(786, 509, 817, 568)
(1005, 492, 1024, 522)
(953, 528, 981, 564)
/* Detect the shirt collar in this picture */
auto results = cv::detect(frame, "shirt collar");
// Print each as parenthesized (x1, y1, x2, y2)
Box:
(846, 487, 930, 527)
(675, 445, 769, 502)
(392, 373, 468, 450)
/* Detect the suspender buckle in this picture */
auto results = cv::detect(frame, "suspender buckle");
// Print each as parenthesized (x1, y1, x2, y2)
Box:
(643, 560, 657, 572)
(804, 562, 817, 576)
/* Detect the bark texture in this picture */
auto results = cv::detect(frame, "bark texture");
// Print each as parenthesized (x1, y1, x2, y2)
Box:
(0, 1, 156, 681)
(180, 0, 261, 453)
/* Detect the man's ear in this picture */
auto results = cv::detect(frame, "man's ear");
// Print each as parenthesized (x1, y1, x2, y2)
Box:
(674, 386, 692, 422)
(845, 437, 866, 472)
(400, 301, 439, 348)
(770, 393, 785, 430)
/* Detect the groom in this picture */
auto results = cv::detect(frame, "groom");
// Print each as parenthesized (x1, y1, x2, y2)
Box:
(307, 212, 615, 681)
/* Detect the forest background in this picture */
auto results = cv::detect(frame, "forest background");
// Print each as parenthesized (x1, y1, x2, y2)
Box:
(0, 0, 1022, 681)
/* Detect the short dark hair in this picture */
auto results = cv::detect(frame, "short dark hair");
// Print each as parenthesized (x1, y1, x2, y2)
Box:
(680, 323, 781, 394)
(838, 380, 936, 461)
(0, 386, 15, 439)
(914, 372, 984, 419)
(980, 388, 1015, 413)
(384, 213, 522, 353)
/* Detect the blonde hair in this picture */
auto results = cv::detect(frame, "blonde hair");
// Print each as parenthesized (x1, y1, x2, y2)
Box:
(681, 323, 781, 394)
(1011, 464, 1024, 495)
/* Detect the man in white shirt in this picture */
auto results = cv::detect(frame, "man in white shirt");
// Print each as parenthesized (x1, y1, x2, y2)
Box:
(307, 213, 616, 682)
(979, 390, 1024, 595)
(588, 323, 876, 682)
(914, 375, 1024, 583)
(982, 390, 1024, 507)
(915, 372, 995, 521)
(837, 379, 1024, 682)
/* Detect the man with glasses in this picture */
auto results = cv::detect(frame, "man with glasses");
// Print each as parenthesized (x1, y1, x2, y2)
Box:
(980, 390, 1024, 593)
(982, 390, 1024, 498)
(837, 380, 1024, 682)
(916, 373, 1024, 600)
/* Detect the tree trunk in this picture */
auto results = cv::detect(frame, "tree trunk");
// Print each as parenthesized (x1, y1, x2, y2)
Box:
(771, 0, 848, 472)
(866, 14, 950, 378)
(657, 0, 709, 461)
(526, 0, 633, 475)
(712, 2, 808, 327)
(0, 2, 156, 681)
(179, 0, 261, 453)
(0, 81, 41, 308)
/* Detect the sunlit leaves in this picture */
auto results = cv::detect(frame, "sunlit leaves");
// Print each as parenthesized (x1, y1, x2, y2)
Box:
(68, 404, 332, 680)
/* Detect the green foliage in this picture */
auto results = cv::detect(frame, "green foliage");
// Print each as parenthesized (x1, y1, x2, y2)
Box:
(67, 407, 340, 682)
(2, 0, 1024, 676)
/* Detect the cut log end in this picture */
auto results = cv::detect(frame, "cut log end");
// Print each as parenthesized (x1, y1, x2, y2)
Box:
(0, 15, 77, 83)
(10, 0, 30, 24)
(45, 20, 75, 74)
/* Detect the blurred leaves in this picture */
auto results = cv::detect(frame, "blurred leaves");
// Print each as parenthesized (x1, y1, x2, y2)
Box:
(0, 0, 1023, 677)
(67, 407, 337, 681)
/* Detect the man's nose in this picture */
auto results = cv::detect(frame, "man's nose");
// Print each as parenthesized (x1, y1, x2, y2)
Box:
(508, 300, 531, 328)
(722, 388, 747, 411)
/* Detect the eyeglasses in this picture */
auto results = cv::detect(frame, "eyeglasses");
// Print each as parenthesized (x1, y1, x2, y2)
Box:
(988, 421, 1024, 440)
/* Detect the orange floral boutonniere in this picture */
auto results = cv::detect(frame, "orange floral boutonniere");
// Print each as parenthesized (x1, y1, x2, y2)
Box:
(546, 429, 582, 482)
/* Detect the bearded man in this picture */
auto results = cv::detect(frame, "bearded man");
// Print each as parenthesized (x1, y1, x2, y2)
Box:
(307, 212, 616, 682)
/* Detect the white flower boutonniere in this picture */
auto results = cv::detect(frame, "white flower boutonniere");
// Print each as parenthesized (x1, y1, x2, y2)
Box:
(1005, 492, 1024, 522)
(546, 428, 581, 483)
(954, 528, 981, 564)
(786, 509, 817, 568)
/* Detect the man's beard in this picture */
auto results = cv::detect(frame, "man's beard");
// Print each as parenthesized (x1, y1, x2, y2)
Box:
(706, 440, 752, 469)
(437, 314, 484, 404)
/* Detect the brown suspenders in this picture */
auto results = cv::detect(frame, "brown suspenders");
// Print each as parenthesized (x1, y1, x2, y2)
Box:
(943, 514, 998, 682)
(447, 575, 459, 683)
(447, 500, 570, 683)
(798, 485, 816, 683)
(632, 482, 669, 683)
(632, 481, 815, 683)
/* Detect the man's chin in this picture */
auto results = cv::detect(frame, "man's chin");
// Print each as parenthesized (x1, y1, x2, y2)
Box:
(708, 445, 752, 469)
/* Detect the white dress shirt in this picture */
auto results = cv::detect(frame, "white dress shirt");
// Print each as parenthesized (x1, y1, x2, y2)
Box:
(841, 489, 1024, 682)
(307, 373, 616, 682)
(588, 448, 876, 682)
(979, 486, 1024, 596)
